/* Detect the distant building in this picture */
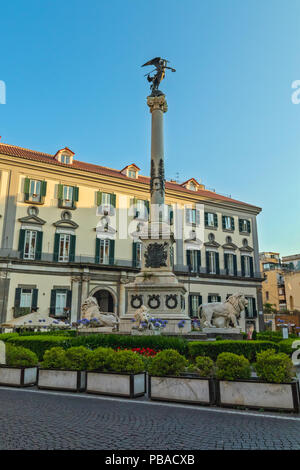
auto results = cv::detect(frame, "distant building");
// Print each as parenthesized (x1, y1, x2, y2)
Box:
(282, 254, 300, 313)
(259, 252, 287, 312)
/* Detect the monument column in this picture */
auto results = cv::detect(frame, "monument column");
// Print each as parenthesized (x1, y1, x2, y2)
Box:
(71, 276, 80, 323)
(147, 94, 168, 214)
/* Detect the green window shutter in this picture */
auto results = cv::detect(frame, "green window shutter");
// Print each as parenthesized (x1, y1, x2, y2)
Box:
(198, 295, 202, 307)
(247, 220, 251, 233)
(109, 239, 115, 265)
(196, 210, 200, 225)
(186, 250, 191, 270)
(132, 197, 138, 217)
(239, 219, 243, 232)
(206, 251, 210, 274)
(196, 251, 201, 272)
(250, 257, 254, 277)
(111, 193, 116, 208)
(213, 213, 218, 227)
(208, 295, 212, 303)
(217, 295, 221, 302)
(14, 288, 21, 308)
(222, 216, 226, 229)
(97, 191, 102, 206)
(50, 289, 56, 315)
(132, 242, 137, 268)
(57, 184, 63, 200)
(168, 205, 174, 225)
(186, 209, 191, 223)
(241, 255, 245, 277)
(74, 186, 79, 202)
(53, 234, 60, 262)
(253, 297, 257, 316)
(18, 229, 26, 259)
(95, 237, 100, 263)
(144, 200, 150, 219)
(66, 290, 72, 310)
(188, 295, 193, 317)
(233, 254, 237, 276)
(204, 212, 208, 226)
(24, 178, 30, 200)
(224, 253, 228, 273)
(41, 181, 47, 197)
(231, 217, 235, 230)
(215, 252, 220, 274)
(69, 235, 76, 262)
(35, 231, 43, 260)
(31, 289, 38, 310)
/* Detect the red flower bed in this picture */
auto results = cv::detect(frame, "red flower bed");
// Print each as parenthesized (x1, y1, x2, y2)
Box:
(116, 346, 159, 357)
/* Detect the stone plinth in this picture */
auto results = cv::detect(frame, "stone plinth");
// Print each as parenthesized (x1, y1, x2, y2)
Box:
(202, 327, 243, 340)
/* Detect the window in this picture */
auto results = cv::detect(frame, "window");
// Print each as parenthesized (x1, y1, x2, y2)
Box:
(205, 212, 218, 228)
(245, 297, 257, 318)
(208, 294, 221, 303)
(20, 288, 32, 308)
(95, 238, 114, 265)
(59, 234, 70, 262)
(242, 255, 253, 277)
(206, 251, 220, 274)
(55, 291, 67, 316)
(187, 250, 201, 273)
(58, 184, 79, 209)
(222, 215, 235, 231)
(24, 178, 47, 204)
(61, 154, 70, 164)
(266, 291, 269, 300)
(102, 193, 112, 205)
(100, 239, 110, 264)
(225, 253, 236, 276)
(128, 170, 136, 178)
(23, 230, 37, 260)
(189, 294, 202, 317)
(186, 208, 200, 225)
(189, 182, 196, 191)
(134, 199, 149, 220)
(239, 219, 251, 233)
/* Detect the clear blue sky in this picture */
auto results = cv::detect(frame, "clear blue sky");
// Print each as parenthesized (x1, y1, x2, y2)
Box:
(1, 0, 299, 256)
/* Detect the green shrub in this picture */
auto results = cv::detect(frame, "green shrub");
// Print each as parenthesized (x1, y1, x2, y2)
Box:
(195, 356, 214, 377)
(216, 352, 251, 380)
(41, 347, 67, 369)
(110, 350, 145, 374)
(255, 349, 294, 383)
(6, 344, 38, 367)
(87, 347, 116, 372)
(188, 340, 279, 362)
(256, 331, 297, 343)
(68, 333, 188, 355)
(278, 338, 299, 356)
(19, 329, 77, 337)
(148, 349, 188, 377)
(7, 336, 71, 360)
(64, 346, 92, 371)
(0, 333, 20, 342)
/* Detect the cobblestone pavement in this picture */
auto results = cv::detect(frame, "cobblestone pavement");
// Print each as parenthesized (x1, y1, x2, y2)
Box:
(0, 388, 299, 450)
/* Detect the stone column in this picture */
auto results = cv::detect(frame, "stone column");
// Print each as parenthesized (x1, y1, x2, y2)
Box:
(81, 275, 90, 304)
(147, 94, 168, 219)
(71, 276, 80, 323)
(119, 272, 130, 317)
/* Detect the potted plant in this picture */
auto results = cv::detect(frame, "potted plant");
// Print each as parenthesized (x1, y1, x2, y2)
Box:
(38, 346, 91, 392)
(0, 345, 38, 387)
(86, 348, 146, 398)
(216, 350, 300, 413)
(148, 349, 214, 405)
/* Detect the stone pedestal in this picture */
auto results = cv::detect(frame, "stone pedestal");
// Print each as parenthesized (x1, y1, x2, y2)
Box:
(119, 93, 191, 335)
(202, 327, 243, 340)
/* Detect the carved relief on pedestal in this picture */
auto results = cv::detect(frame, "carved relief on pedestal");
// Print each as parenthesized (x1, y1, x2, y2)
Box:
(166, 294, 178, 309)
(131, 295, 143, 309)
(147, 294, 160, 309)
(144, 242, 168, 268)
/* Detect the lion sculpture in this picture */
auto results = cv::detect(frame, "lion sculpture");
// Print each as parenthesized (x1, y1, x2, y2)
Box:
(81, 296, 119, 330)
(133, 305, 155, 330)
(198, 293, 248, 329)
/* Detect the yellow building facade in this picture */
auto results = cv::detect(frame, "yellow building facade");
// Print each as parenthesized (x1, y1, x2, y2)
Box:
(0, 143, 264, 332)
(259, 252, 287, 312)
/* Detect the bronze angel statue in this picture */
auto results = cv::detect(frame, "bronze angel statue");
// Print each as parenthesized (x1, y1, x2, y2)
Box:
(142, 57, 176, 95)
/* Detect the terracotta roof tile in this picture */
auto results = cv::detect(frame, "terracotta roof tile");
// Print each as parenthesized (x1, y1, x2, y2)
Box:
(0, 143, 261, 210)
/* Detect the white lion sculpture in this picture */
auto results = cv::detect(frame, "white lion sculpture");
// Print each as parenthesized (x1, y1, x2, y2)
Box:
(81, 296, 119, 330)
(133, 305, 155, 330)
(198, 293, 248, 329)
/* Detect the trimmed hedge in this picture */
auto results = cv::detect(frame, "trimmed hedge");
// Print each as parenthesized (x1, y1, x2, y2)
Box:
(19, 330, 77, 337)
(6, 333, 188, 359)
(6, 336, 71, 360)
(188, 340, 279, 362)
(66, 333, 188, 355)
(0, 333, 20, 342)
(278, 338, 300, 356)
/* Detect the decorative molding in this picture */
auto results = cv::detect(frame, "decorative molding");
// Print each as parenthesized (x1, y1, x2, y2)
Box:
(18, 215, 46, 226)
(204, 240, 220, 248)
(147, 94, 168, 113)
(222, 242, 238, 250)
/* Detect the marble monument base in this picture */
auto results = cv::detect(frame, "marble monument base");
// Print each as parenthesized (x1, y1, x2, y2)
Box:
(202, 327, 243, 340)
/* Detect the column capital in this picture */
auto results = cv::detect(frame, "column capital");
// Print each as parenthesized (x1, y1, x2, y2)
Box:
(147, 94, 168, 113)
